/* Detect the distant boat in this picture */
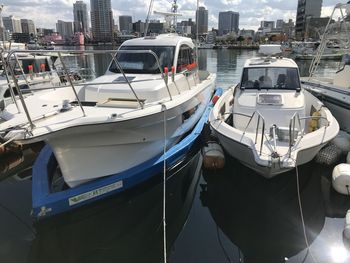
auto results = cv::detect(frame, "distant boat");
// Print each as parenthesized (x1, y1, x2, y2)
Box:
(0, 53, 62, 110)
(302, 54, 350, 132)
(301, 2, 350, 132)
(198, 43, 214, 49)
(209, 45, 339, 177)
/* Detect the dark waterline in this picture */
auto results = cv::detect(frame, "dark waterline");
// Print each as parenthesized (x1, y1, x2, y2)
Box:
(0, 48, 349, 263)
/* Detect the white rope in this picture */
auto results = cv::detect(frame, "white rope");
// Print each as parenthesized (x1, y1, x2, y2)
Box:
(295, 162, 318, 263)
(0, 135, 19, 148)
(162, 103, 167, 263)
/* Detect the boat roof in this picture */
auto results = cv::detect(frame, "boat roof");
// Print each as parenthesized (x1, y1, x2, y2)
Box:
(121, 33, 194, 48)
(244, 57, 298, 69)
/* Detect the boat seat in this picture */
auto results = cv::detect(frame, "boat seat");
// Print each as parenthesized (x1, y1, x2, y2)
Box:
(277, 74, 286, 87)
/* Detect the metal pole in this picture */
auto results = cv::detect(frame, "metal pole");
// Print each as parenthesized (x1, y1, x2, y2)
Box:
(57, 52, 86, 116)
(6, 55, 35, 130)
(110, 52, 144, 108)
(0, 51, 20, 112)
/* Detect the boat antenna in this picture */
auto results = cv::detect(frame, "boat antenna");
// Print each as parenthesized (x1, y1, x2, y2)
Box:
(0, 4, 5, 50)
(144, 0, 154, 36)
(195, 0, 199, 67)
(171, 0, 178, 28)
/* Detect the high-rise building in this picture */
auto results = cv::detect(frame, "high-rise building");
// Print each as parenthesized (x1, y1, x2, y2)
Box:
(196, 6, 208, 35)
(133, 20, 145, 36)
(119, 15, 132, 34)
(218, 11, 239, 36)
(276, 19, 284, 29)
(260, 21, 275, 30)
(3, 15, 22, 33)
(56, 20, 74, 39)
(20, 19, 36, 35)
(296, 0, 322, 40)
(90, 0, 113, 42)
(73, 1, 89, 35)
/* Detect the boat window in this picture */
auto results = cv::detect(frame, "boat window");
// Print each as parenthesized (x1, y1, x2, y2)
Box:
(240, 67, 301, 90)
(176, 44, 197, 73)
(3, 87, 18, 98)
(109, 46, 175, 74)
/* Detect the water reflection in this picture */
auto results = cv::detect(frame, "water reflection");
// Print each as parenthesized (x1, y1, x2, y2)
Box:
(200, 156, 326, 263)
(0, 47, 348, 263)
(27, 150, 202, 263)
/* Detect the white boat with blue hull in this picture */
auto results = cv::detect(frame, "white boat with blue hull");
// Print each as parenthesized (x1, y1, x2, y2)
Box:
(0, 34, 216, 188)
(209, 45, 339, 177)
(31, 88, 222, 219)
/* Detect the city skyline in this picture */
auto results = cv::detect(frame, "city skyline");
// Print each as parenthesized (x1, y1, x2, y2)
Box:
(0, 0, 343, 31)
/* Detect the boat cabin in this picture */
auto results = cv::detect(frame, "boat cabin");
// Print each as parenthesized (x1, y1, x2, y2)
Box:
(84, 34, 201, 104)
(233, 56, 306, 132)
(240, 57, 301, 91)
(109, 34, 197, 75)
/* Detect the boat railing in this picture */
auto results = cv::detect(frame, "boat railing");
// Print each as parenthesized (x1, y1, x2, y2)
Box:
(288, 113, 329, 157)
(234, 111, 267, 156)
(288, 113, 303, 156)
(3, 49, 172, 131)
(309, 3, 350, 79)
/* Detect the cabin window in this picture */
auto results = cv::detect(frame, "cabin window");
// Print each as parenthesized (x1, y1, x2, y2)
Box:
(240, 67, 300, 90)
(176, 45, 197, 73)
(3, 87, 18, 98)
(109, 46, 175, 74)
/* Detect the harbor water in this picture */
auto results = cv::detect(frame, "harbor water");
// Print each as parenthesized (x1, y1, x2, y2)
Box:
(0, 48, 349, 263)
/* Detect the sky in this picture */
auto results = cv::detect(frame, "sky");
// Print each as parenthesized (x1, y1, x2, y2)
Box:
(0, 0, 345, 31)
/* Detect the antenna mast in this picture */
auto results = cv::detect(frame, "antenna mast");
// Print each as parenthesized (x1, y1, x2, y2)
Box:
(171, 0, 178, 28)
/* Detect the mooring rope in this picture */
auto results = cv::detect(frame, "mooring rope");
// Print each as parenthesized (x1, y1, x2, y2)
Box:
(161, 103, 168, 263)
(295, 162, 318, 263)
(0, 134, 20, 149)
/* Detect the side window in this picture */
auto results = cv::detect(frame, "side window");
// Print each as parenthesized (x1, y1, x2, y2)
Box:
(176, 45, 197, 73)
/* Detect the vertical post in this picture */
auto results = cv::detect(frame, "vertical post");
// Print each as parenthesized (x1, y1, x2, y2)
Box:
(0, 5, 5, 48)
(110, 52, 145, 108)
(0, 51, 20, 112)
(57, 52, 86, 116)
(6, 53, 35, 130)
(255, 115, 260, 144)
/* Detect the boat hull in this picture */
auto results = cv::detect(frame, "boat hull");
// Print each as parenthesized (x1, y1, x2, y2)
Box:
(31, 88, 222, 219)
(213, 129, 327, 178)
(47, 82, 214, 187)
(210, 87, 339, 178)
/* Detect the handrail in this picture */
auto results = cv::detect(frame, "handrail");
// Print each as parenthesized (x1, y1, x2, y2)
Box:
(3, 49, 174, 130)
(288, 112, 305, 157)
(115, 49, 172, 100)
(289, 112, 302, 154)
(233, 111, 267, 156)
(57, 52, 86, 116)
(0, 50, 20, 113)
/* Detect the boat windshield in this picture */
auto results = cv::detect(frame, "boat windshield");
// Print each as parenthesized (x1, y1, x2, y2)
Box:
(240, 67, 301, 90)
(109, 46, 175, 74)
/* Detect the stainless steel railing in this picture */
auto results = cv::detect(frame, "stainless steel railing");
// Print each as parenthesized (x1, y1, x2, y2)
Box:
(231, 111, 268, 156)
(3, 49, 175, 131)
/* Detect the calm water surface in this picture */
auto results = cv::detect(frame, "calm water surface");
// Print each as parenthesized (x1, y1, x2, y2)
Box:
(0, 48, 349, 263)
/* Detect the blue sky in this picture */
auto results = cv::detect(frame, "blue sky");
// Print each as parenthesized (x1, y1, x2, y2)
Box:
(0, 0, 344, 30)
